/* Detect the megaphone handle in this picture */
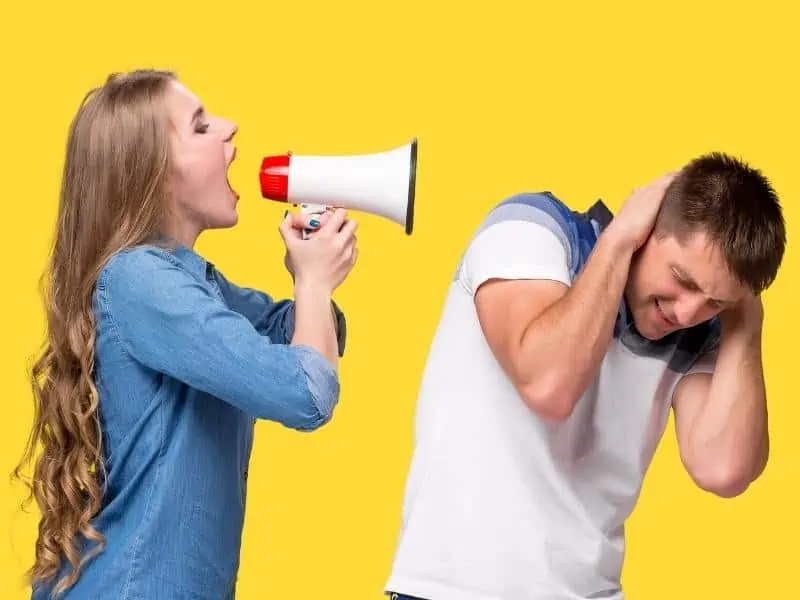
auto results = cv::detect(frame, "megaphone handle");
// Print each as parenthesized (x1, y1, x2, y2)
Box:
(299, 203, 330, 240)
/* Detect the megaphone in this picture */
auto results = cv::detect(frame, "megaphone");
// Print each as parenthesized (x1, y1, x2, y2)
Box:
(259, 138, 418, 235)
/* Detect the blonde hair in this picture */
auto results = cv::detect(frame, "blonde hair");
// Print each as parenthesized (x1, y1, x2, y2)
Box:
(14, 68, 177, 595)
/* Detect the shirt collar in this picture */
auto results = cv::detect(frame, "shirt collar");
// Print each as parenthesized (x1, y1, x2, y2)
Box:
(148, 233, 213, 281)
(586, 198, 614, 232)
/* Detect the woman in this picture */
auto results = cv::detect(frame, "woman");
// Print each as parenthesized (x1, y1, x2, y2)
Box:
(15, 68, 357, 598)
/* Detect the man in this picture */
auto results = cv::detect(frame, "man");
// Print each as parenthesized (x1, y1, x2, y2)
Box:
(384, 153, 785, 600)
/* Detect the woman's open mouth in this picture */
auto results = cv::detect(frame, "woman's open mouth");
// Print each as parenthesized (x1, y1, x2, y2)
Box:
(227, 147, 239, 199)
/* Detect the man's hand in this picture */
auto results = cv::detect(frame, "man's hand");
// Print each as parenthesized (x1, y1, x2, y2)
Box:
(672, 292, 768, 498)
(605, 171, 678, 252)
(720, 293, 764, 337)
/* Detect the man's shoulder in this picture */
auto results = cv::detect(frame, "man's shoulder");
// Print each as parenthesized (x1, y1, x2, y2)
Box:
(473, 191, 578, 242)
(455, 192, 606, 283)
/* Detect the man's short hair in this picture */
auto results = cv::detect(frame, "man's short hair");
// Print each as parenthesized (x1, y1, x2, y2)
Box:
(654, 152, 786, 294)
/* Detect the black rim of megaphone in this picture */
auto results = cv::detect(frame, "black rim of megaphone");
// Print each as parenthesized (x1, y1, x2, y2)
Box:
(405, 137, 418, 235)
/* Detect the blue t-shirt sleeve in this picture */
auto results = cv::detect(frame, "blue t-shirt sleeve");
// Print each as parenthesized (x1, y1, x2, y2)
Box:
(96, 247, 340, 431)
(213, 270, 347, 357)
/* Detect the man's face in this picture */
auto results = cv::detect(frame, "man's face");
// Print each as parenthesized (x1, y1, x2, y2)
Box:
(625, 229, 751, 340)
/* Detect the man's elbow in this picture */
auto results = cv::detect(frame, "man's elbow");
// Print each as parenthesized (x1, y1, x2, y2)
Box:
(518, 374, 579, 422)
(688, 460, 756, 499)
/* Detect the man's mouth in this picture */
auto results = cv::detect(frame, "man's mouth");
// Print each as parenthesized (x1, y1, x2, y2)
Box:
(655, 299, 675, 327)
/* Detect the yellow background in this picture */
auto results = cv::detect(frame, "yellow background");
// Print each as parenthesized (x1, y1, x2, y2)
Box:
(2, 1, 798, 598)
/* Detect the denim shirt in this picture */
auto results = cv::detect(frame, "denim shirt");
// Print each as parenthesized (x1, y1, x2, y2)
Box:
(32, 241, 346, 600)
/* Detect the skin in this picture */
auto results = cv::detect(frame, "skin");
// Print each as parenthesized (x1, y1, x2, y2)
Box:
(629, 228, 767, 498)
(475, 172, 769, 498)
(164, 80, 240, 246)
(160, 79, 359, 369)
(625, 229, 748, 340)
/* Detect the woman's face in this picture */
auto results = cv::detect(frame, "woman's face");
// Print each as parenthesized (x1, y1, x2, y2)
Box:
(164, 79, 239, 244)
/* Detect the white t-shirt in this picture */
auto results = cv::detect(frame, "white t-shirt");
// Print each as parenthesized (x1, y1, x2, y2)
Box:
(385, 192, 719, 600)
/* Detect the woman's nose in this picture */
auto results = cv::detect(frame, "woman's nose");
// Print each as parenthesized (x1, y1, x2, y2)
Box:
(222, 120, 237, 142)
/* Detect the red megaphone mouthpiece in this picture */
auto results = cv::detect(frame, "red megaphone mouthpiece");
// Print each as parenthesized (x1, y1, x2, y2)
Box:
(259, 153, 292, 202)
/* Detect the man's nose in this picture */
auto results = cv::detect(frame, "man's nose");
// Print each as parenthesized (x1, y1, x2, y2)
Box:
(674, 296, 707, 327)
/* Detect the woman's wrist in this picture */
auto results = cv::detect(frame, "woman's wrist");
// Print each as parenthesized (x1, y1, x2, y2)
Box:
(293, 277, 332, 303)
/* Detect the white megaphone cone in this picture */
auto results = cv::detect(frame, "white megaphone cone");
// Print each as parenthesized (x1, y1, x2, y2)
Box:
(260, 138, 418, 235)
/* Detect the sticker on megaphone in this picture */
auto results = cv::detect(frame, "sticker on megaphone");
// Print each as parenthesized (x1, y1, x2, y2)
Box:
(259, 138, 418, 237)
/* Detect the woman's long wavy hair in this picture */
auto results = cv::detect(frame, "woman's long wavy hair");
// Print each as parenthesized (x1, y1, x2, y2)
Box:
(13, 68, 177, 596)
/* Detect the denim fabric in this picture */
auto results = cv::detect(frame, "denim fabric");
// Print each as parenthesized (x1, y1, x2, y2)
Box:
(32, 241, 346, 600)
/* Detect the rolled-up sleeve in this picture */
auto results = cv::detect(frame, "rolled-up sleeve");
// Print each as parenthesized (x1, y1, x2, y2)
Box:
(97, 248, 340, 431)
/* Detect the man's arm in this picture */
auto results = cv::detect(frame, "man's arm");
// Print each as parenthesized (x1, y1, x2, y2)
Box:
(472, 177, 673, 421)
(672, 297, 768, 498)
(475, 225, 635, 421)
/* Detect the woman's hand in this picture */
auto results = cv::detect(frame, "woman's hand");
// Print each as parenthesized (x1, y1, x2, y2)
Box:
(282, 210, 332, 279)
(279, 208, 358, 294)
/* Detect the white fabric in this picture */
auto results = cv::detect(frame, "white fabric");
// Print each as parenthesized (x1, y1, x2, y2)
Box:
(385, 220, 705, 600)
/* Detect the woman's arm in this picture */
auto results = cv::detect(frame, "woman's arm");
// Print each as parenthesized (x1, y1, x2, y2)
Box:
(98, 247, 340, 431)
(212, 271, 347, 358)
